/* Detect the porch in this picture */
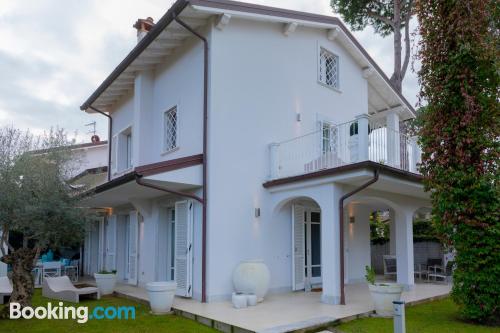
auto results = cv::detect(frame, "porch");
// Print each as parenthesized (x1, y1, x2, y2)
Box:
(84, 278, 450, 333)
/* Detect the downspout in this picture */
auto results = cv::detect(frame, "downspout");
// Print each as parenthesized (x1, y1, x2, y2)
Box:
(88, 106, 112, 181)
(339, 168, 379, 305)
(173, 15, 209, 303)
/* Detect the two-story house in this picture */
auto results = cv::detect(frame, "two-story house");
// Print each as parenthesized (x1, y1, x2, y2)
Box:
(80, 0, 428, 306)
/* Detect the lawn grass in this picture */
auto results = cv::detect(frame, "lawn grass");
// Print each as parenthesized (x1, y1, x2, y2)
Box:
(335, 298, 500, 333)
(0, 289, 217, 333)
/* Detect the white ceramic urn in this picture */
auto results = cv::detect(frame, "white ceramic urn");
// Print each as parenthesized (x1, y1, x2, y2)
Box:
(232, 259, 270, 302)
(94, 273, 117, 295)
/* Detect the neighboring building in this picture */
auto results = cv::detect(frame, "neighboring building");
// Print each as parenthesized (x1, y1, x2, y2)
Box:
(67, 139, 109, 190)
(80, 0, 426, 305)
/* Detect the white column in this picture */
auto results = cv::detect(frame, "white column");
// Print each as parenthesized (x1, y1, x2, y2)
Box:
(321, 185, 343, 305)
(395, 209, 415, 290)
(133, 70, 154, 166)
(355, 114, 369, 162)
(386, 112, 401, 168)
(410, 136, 421, 173)
(389, 209, 396, 255)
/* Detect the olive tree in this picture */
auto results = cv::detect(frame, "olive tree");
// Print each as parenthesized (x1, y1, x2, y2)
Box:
(0, 127, 92, 311)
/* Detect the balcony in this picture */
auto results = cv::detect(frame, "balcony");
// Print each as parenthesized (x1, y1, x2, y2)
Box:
(269, 114, 421, 180)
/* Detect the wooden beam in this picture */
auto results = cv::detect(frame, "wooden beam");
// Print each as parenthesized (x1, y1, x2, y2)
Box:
(215, 13, 231, 30)
(283, 22, 298, 36)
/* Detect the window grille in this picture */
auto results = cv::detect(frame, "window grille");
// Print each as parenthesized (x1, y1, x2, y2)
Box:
(319, 48, 339, 89)
(164, 107, 177, 152)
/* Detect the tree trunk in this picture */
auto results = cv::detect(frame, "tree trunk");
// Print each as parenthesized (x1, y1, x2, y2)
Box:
(0, 248, 36, 318)
(391, 0, 403, 92)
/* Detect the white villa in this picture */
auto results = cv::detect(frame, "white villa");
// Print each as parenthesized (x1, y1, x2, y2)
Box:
(79, 0, 439, 318)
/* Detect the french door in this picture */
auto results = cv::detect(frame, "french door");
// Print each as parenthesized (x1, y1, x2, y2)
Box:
(292, 205, 322, 290)
(305, 209, 321, 285)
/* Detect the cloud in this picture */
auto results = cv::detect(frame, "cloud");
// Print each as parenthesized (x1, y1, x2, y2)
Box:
(0, 0, 419, 142)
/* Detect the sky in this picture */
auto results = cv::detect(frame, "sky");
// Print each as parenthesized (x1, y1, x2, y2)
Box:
(0, 0, 419, 143)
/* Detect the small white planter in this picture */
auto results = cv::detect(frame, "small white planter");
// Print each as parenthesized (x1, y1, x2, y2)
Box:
(146, 281, 177, 315)
(94, 273, 117, 295)
(246, 294, 257, 306)
(233, 260, 270, 302)
(232, 292, 248, 309)
(368, 283, 404, 317)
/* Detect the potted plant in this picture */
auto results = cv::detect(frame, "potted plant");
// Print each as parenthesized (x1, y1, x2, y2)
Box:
(365, 266, 403, 317)
(94, 270, 117, 295)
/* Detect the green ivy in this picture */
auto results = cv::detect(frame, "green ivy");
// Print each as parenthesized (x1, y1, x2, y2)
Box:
(416, 0, 500, 324)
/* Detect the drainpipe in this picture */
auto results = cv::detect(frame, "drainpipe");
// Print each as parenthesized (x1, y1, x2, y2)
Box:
(88, 106, 112, 181)
(173, 15, 209, 303)
(135, 174, 203, 204)
(339, 168, 379, 305)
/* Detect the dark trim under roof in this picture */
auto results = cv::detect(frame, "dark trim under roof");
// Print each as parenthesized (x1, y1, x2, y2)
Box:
(263, 161, 423, 188)
(86, 154, 204, 195)
(69, 166, 108, 183)
(80, 0, 414, 114)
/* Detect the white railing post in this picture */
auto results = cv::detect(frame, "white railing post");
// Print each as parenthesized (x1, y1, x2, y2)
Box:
(269, 142, 280, 179)
(355, 114, 369, 162)
(410, 136, 421, 173)
(386, 112, 401, 168)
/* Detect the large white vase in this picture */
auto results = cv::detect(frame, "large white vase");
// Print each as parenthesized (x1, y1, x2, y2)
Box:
(368, 283, 404, 317)
(94, 273, 117, 295)
(146, 281, 177, 315)
(233, 260, 270, 302)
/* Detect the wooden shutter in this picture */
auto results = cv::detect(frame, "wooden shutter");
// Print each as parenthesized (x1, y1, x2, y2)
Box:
(98, 217, 105, 271)
(175, 200, 193, 297)
(128, 211, 139, 285)
(292, 204, 305, 291)
(105, 215, 117, 271)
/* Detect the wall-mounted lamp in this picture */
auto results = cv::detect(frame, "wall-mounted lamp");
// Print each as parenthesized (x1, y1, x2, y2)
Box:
(255, 208, 261, 218)
(296, 113, 301, 122)
(349, 216, 355, 224)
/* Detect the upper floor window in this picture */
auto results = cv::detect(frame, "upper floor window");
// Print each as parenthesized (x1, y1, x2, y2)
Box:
(112, 126, 133, 174)
(163, 106, 177, 153)
(319, 48, 339, 90)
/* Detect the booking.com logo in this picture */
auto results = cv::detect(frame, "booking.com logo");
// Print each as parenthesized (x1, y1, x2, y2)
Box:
(10, 302, 136, 323)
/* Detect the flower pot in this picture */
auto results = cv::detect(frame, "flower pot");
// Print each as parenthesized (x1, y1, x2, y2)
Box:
(368, 283, 404, 317)
(246, 294, 257, 306)
(233, 260, 270, 302)
(146, 281, 177, 315)
(94, 273, 117, 295)
(232, 292, 248, 309)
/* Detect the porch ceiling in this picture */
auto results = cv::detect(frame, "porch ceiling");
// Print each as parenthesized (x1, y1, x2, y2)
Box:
(80, 169, 201, 208)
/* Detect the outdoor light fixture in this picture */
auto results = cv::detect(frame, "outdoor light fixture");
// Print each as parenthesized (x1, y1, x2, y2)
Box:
(349, 216, 355, 224)
(255, 208, 261, 218)
(296, 113, 301, 122)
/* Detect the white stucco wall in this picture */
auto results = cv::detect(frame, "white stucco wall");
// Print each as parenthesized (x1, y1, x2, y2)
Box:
(205, 18, 368, 300)
(345, 203, 371, 283)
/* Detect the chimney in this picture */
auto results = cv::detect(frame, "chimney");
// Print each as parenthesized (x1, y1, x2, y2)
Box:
(133, 17, 155, 42)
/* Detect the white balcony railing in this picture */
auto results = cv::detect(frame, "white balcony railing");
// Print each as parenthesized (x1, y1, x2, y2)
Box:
(269, 115, 421, 180)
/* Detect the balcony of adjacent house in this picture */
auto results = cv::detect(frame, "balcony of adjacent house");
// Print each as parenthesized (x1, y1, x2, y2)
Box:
(268, 114, 422, 181)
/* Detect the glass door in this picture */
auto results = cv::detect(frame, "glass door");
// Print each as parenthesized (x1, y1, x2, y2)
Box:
(305, 209, 322, 286)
